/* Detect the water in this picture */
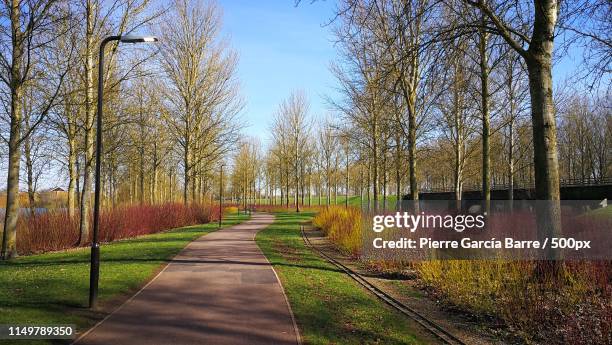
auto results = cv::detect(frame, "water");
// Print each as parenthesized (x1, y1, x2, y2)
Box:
(0, 208, 51, 218)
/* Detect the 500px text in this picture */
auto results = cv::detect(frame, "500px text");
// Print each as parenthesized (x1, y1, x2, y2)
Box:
(372, 237, 591, 250)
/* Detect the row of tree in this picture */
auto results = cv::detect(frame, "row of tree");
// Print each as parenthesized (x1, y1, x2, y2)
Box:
(229, 0, 609, 217)
(230, 0, 612, 212)
(229, 89, 608, 211)
(0, 0, 242, 259)
(236, 0, 608, 273)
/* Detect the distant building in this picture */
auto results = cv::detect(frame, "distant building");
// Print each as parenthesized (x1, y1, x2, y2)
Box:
(39, 187, 68, 208)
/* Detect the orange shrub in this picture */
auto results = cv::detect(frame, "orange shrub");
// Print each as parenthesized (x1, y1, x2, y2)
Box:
(223, 206, 239, 214)
(312, 206, 362, 256)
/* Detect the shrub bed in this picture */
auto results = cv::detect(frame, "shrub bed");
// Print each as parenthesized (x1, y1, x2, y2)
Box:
(16, 203, 218, 255)
(312, 206, 611, 344)
(312, 206, 362, 256)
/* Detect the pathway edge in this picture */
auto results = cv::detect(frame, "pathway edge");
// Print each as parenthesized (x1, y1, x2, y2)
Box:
(71, 221, 240, 344)
(253, 213, 303, 345)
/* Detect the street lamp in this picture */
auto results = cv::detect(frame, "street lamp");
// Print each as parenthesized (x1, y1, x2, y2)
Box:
(89, 35, 158, 309)
(218, 164, 224, 228)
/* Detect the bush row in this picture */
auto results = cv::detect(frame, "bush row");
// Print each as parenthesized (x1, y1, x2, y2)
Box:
(312, 206, 362, 256)
(16, 203, 219, 255)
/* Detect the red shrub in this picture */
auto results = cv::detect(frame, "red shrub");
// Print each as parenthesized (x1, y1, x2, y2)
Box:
(17, 211, 80, 254)
(16, 203, 218, 255)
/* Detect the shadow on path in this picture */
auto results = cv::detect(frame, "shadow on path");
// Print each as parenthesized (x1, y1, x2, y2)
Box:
(75, 213, 301, 345)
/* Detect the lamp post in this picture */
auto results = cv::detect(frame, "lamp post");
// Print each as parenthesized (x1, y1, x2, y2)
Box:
(218, 164, 224, 228)
(89, 35, 158, 309)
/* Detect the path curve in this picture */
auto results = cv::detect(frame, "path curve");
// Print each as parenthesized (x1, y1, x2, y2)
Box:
(76, 213, 300, 345)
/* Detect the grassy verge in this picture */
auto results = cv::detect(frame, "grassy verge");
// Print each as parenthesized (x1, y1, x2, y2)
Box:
(256, 212, 432, 345)
(0, 212, 249, 345)
(252, 195, 399, 208)
(585, 205, 612, 218)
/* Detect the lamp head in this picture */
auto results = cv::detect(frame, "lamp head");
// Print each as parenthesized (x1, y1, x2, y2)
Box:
(119, 35, 158, 43)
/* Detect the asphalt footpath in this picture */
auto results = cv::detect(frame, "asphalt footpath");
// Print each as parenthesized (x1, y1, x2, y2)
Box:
(75, 213, 300, 345)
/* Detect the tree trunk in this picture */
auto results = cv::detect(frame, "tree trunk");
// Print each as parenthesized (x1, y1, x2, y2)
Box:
(295, 154, 300, 213)
(183, 145, 190, 204)
(334, 168, 338, 206)
(372, 122, 378, 211)
(67, 136, 77, 217)
(1, 0, 24, 259)
(152, 167, 158, 204)
(24, 127, 35, 215)
(479, 14, 491, 212)
(507, 62, 515, 205)
(395, 133, 401, 210)
(191, 159, 197, 202)
(525, 0, 562, 270)
(508, 116, 515, 202)
(359, 166, 364, 210)
(285, 166, 290, 207)
(308, 168, 312, 206)
(301, 162, 305, 206)
(406, 86, 419, 203)
(279, 165, 283, 207)
(139, 154, 145, 205)
(454, 125, 463, 205)
(2, 115, 22, 259)
(367, 161, 371, 211)
(382, 152, 387, 211)
(79, 0, 95, 245)
(151, 143, 158, 204)
(326, 166, 331, 206)
(139, 131, 145, 204)
(346, 151, 350, 208)
(527, 56, 562, 259)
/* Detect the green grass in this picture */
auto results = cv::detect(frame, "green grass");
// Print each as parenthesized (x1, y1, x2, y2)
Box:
(0, 213, 249, 345)
(584, 205, 612, 218)
(253, 195, 401, 208)
(256, 212, 430, 345)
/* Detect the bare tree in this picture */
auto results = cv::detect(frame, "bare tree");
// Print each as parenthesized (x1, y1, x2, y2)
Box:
(271, 91, 310, 212)
(0, 0, 70, 258)
(158, 0, 243, 204)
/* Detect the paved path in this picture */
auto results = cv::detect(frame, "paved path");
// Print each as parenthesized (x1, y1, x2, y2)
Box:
(76, 213, 300, 345)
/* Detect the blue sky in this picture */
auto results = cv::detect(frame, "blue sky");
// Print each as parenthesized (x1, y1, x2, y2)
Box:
(217, 0, 340, 142)
(215, 1, 595, 144)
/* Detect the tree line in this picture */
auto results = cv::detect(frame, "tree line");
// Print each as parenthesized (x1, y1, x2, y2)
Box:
(230, 0, 609, 218)
(0, 0, 242, 259)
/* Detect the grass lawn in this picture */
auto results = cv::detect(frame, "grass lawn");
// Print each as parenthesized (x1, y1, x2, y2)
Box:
(256, 212, 432, 345)
(0, 213, 249, 345)
(253, 195, 403, 209)
(585, 205, 612, 218)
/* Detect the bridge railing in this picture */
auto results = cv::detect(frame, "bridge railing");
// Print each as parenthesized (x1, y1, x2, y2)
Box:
(420, 177, 612, 194)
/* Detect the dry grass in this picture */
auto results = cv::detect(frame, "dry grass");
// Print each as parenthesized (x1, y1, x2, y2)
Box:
(417, 260, 611, 344)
